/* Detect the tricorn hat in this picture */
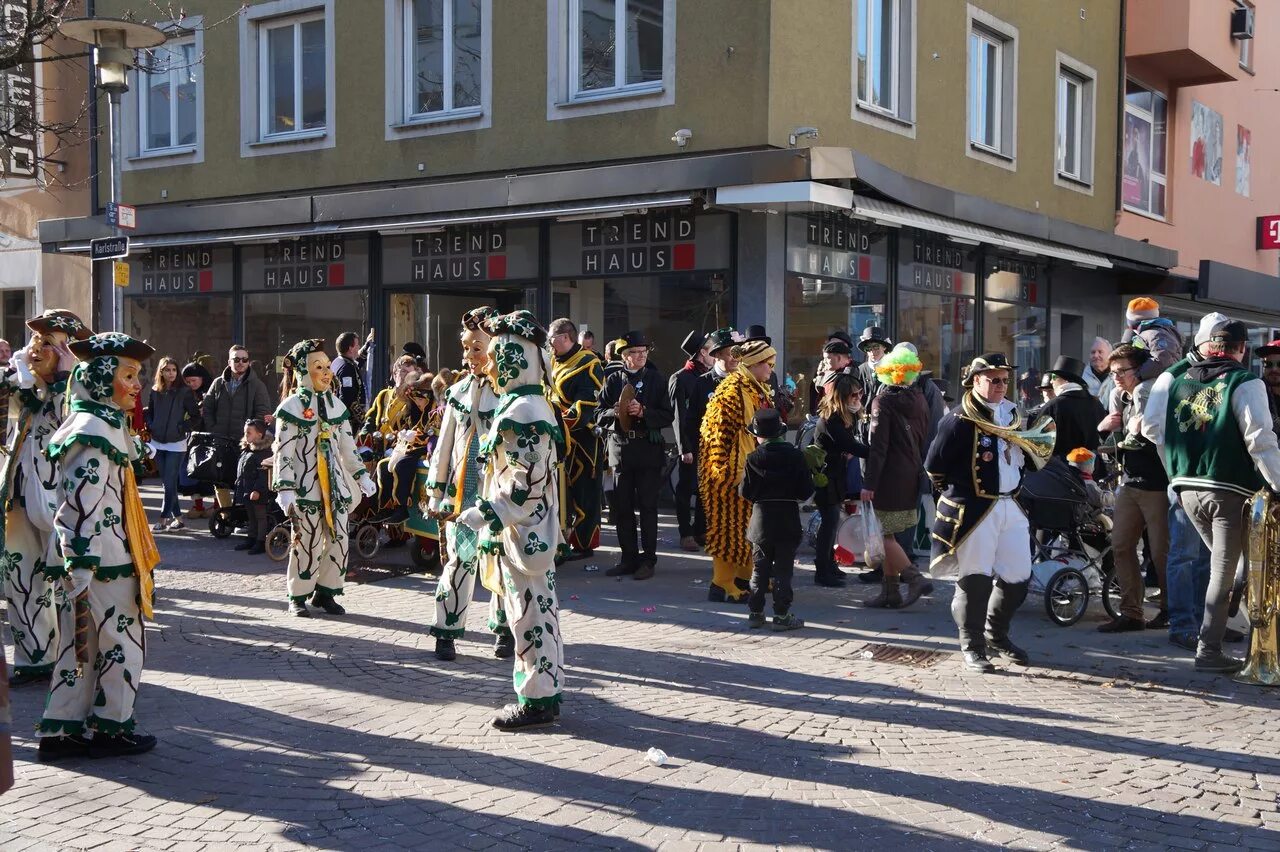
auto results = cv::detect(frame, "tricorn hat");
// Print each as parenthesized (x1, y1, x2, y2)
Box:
(961, 352, 1016, 388)
(27, 309, 91, 341)
(68, 331, 155, 363)
(680, 330, 704, 357)
(746, 407, 786, 440)
(1046, 356, 1087, 386)
(857, 325, 892, 352)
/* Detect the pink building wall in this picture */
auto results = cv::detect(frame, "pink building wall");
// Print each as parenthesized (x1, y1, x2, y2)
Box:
(1118, 0, 1279, 280)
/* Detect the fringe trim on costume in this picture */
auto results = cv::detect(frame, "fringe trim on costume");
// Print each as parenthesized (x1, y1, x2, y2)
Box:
(45, 433, 129, 467)
(87, 714, 137, 736)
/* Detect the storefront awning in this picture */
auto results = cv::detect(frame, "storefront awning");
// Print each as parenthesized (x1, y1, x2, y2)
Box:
(51, 193, 699, 253)
(713, 181, 1113, 269)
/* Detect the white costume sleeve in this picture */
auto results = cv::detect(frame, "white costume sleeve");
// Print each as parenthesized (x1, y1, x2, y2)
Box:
(1141, 371, 1174, 466)
(1232, 380, 1280, 492)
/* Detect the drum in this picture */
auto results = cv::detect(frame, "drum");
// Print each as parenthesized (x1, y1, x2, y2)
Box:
(834, 511, 866, 567)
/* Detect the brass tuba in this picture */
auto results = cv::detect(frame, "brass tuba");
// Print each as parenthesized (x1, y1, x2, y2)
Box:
(1235, 489, 1280, 686)
(960, 416, 1057, 470)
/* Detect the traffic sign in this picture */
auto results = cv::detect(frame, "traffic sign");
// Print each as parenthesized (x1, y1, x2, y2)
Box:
(90, 236, 129, 261)
(113, 261, 130, 288)
(107, 202, 137, 230)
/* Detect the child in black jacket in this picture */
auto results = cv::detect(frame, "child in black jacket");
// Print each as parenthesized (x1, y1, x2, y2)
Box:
(739, 408, 816, 630)
(233, 418, 275, 555)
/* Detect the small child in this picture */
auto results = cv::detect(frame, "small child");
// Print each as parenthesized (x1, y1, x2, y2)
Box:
(739, 408, 816, 630)
(1066, 447, 1104, 510)
(234, 418, 275, 555)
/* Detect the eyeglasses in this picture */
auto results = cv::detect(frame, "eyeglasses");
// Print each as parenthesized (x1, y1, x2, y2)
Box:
(231, 356, 249, 363)
(1264, 361, 1280, 370)
(981, 376, 1010, 385)
(1111, 366, 1136, 377)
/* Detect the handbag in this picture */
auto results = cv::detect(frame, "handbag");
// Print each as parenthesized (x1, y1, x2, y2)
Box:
(185, 431, 240, 487)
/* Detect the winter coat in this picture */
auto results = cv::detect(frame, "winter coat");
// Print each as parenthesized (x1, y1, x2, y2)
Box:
(202, 366, 271, 439)
(233, 437, 274, 505)
(331, 353, 368, 424)
(1040, 384, 1106, 460)
(739, 441, 815, 545)
(146, 384, 200, 444)
(596, 362, 675, 468)
(863, 384, 930, 512)
(813, 412, 869, 507)
(668, 360, 704, 458)
(1122, 318, 1183, 382)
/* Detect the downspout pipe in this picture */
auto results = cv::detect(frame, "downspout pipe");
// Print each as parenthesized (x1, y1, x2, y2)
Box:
(1114, 0, 1128, 221)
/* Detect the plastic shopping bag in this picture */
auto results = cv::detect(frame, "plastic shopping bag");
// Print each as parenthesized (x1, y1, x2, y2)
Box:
(861, 500, 885, 569)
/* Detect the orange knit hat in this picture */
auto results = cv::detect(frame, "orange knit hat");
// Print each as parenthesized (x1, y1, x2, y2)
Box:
(1126, 297, 1160, 322)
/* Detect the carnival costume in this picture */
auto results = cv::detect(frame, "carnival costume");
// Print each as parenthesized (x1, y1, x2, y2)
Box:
(1, 310, 91, 686)
(425, 307, 509, 661)
(925, 353, 1032, 673)
(699, 339, 774, 601)
(38, 332, 161, 759)
(271, 339, 377, 616)
(458, 310, 566, 730)
(549, 342, 604, 555)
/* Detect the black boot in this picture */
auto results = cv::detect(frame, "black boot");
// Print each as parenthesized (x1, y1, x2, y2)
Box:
(89, 732, 158, 759)
(435, 637, 457, 661)
(493, 631, 515, 659)
(954, 574, 995, 673)
(985, 579, 1031, 665)
(8, 668, 49, 688)
(288, 599, 311, 617)
(858, 567, 884, 584)
(247, 540, 266, 556)
(37, 734, 91, 763)
(310, 592, 346, 615)
(491, 702, 556, 731)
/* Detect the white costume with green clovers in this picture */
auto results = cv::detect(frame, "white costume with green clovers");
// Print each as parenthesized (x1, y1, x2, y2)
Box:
(462, 314, 566, 710)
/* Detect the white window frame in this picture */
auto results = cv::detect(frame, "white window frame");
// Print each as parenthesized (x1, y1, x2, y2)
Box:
(257, 12, 326, 140)
(238, 0, 335, 158)
(1122, 77, 1168, 221)
(546, 0, 676, 120)
(965, 5, 1017, 171)
(138, 37, 196, 154)
(852, 0, 916, 136)
(124, 18, 205, 170)
(1238, 2, 1255, 73)
(1055, 52, 1096, 193)
(384, 0, 491, 140)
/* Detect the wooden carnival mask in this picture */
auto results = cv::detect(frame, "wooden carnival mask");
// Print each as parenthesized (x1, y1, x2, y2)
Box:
(306, 351, 334, 393)
(461, 327, 491, 377)
(28, 329, 70, 380)
(112, 357, 143, 411)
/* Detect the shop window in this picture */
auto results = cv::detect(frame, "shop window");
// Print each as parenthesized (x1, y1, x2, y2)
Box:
(855, 0, 914, 128)
(547, 0, 675, 118)
(1122, 79, 1168, 219)
(2, 290, 30, 348)
(239, 1, 335, 157)
(140, 39, 197, 153)
(125, 296, 234, 394)
(1055, 55, 1095, 188)
(388, 288, 535, 372)
(898, 290, 976, 391)
(966, 6, 1017, 167)
(244, 289, 368, 403)
(386, 0, 491, 138)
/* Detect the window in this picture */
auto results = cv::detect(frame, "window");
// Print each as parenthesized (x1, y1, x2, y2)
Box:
(259, 12, 326, 138)
(966, 8, 1017, 165)
(547, 0, 674, 118)
(854, 0, 914, 128)
(404, 0, 482, 118)
(1122, 79, 1168, 218)
(1238, 2, 1255, 72)
(1055, 56, 1096, 187)
(239, 1, 335, 156)
(140, 39, 197, 152)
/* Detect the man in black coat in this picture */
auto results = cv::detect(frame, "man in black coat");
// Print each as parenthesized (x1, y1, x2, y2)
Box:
(596, 331, 675, 579)
(202, 345, 273, 507)
(669, 330, 713, 551)
(331, 329, 373, 424)
(1039, 356, 1107, 462)
(687, 327, 743, 444)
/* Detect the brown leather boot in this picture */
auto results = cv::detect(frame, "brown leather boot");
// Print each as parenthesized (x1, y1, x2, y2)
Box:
(899, 565, 934, 607)
(862, 576, 902, 609)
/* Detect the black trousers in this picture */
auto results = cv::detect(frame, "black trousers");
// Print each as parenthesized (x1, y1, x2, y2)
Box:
(614, 455, 662, 567)
(814, 503, 840, 580)
(245, 503, 269, 543)
(674, 459, 705, 539)
(377, 454, 422, 507)
(749, 538, 799, 615)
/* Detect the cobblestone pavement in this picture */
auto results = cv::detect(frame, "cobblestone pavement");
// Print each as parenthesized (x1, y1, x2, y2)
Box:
(3, 487, 1280, 850)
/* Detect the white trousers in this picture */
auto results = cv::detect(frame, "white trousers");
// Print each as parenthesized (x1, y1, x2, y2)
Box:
(3, 508, 60, 675)
(954, 497, 1031, 583)
(287, 507, 348, 601)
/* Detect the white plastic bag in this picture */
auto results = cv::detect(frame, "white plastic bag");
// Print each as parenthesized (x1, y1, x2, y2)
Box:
(861, 500, 885, 569)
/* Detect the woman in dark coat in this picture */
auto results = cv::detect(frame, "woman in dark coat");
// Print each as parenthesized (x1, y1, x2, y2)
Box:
(812, 372, 868, 587)
(146, 357, 201, 530)
(179, 360, 215, 518)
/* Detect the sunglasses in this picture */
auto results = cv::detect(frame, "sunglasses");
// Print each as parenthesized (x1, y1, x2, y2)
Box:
(231, 356, 249, 363)
(981, 376, 1010, 385)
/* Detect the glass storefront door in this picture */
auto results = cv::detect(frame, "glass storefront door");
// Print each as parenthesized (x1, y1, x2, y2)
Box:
(898, 289, 977, 390)
(125, 295, 235, 389)
(244, 289, 369, 405)
(387, 286, 536, 376)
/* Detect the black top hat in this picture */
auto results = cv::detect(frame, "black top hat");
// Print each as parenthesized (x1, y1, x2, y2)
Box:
(69, 332, 155, 363)
(618, 330, 653, 351)
(704, 327, 741, 355)
(744, 324, 771, 346)
(823, 340, 852, 357)
(857, 325, 892, 352)
(402, 341, 427, 359)
(962, 352, 1016, 387)
(1039, 371, 1055, 389)
(1046, 356, 1087, 386)
(680, 330, 704, 357)
(27, 309, 91, 341)
(747, 407, 786, 440)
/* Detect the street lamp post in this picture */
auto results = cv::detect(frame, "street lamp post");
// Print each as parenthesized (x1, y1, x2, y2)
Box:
(57, 18, 167, 332)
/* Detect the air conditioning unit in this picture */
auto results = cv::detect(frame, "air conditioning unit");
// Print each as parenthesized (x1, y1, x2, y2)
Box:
(1232, 6, 1255, 40)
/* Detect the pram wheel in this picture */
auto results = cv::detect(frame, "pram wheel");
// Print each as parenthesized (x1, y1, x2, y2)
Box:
(209, 509, 234, 539)
(1044, 566, 1090, 626)
(266, 524, 291, 562)
(409, 536, 442, 574)
(354, 524, 380, 559)
(1101, 566, 1123, 623)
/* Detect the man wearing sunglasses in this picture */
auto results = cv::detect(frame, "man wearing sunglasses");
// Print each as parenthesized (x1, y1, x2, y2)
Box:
(1257, 339, 1280, 434)
(202, 345, 273, 507)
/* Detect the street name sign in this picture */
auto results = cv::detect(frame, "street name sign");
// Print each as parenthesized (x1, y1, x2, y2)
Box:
(90, 236, 130, 261)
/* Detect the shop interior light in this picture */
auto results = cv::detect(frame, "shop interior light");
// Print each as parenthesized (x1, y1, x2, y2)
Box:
(554, 211, 629, 223)
(946, 236, 982, 246)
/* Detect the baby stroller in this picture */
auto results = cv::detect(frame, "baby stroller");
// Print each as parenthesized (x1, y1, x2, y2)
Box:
(209, 500, 286, 543)
(1019, 457, 1121, 626)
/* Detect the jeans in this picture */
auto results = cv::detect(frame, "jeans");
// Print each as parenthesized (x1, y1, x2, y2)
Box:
(749, 538, 798, 615)
(1180, 490, 1246, 657)
(155, 450, 183, 519)
(1112, 486, 1170, 620)
(814, 503, 840, 580)
(1165, 501, 1212, 637)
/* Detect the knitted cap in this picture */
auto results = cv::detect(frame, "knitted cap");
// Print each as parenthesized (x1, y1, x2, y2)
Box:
(734, 339, 776, 367)
(1066, 447, 1095, 464)
(1126, 297, 1160, 322)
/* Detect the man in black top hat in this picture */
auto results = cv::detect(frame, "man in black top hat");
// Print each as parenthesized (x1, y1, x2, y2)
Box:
(1038, 355, 1106, 462)
(857, 325, 892, 399)
(596, 331, 675, 579)
(669, 330, 713, 551)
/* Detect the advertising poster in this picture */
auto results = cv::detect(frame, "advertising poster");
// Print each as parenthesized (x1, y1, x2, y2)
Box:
(1122, 112, 1150, 209)
(1237, 125, 1252, 197)
(1191, 100, 1223, 185)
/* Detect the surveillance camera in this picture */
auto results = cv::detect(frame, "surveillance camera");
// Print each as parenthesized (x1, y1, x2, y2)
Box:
(789, 126, 820, 146)
(671, 128, 693, 148)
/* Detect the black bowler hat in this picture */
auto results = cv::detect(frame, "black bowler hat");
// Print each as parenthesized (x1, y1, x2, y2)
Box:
(1046, 356, 1087, 386)
(823, 340, 852, 357)
(858, 325, 892, 352)
(961, 352, 1016, 388)
(403, 342, 426, 360)
(618, 330, 653, 351)
(704, 327, 742, 355)
(680, 330, 704, 357)
(745, 324, 771, 346)
(747, 407, 786, 440)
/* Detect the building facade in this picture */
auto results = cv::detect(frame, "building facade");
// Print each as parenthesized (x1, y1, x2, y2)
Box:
(41, 0, 1177, 415)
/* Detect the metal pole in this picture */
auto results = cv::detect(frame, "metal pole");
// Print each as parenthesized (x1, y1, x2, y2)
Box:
(108, 89, 124, 332)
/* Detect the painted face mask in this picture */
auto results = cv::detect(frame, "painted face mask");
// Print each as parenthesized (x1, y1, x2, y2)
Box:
(307, 351, 333, 393)
(462, 327, 491, 377)
(112, 357, 143, 410)
(28, 330, 69, 378)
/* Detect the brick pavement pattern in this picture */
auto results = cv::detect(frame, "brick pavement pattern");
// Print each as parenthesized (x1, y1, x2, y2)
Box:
(3, 489, 1280, 850)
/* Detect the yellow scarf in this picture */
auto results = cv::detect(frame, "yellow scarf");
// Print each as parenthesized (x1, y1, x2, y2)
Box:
(316, 425, 335, 536)
(122, 465, 159, 618)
